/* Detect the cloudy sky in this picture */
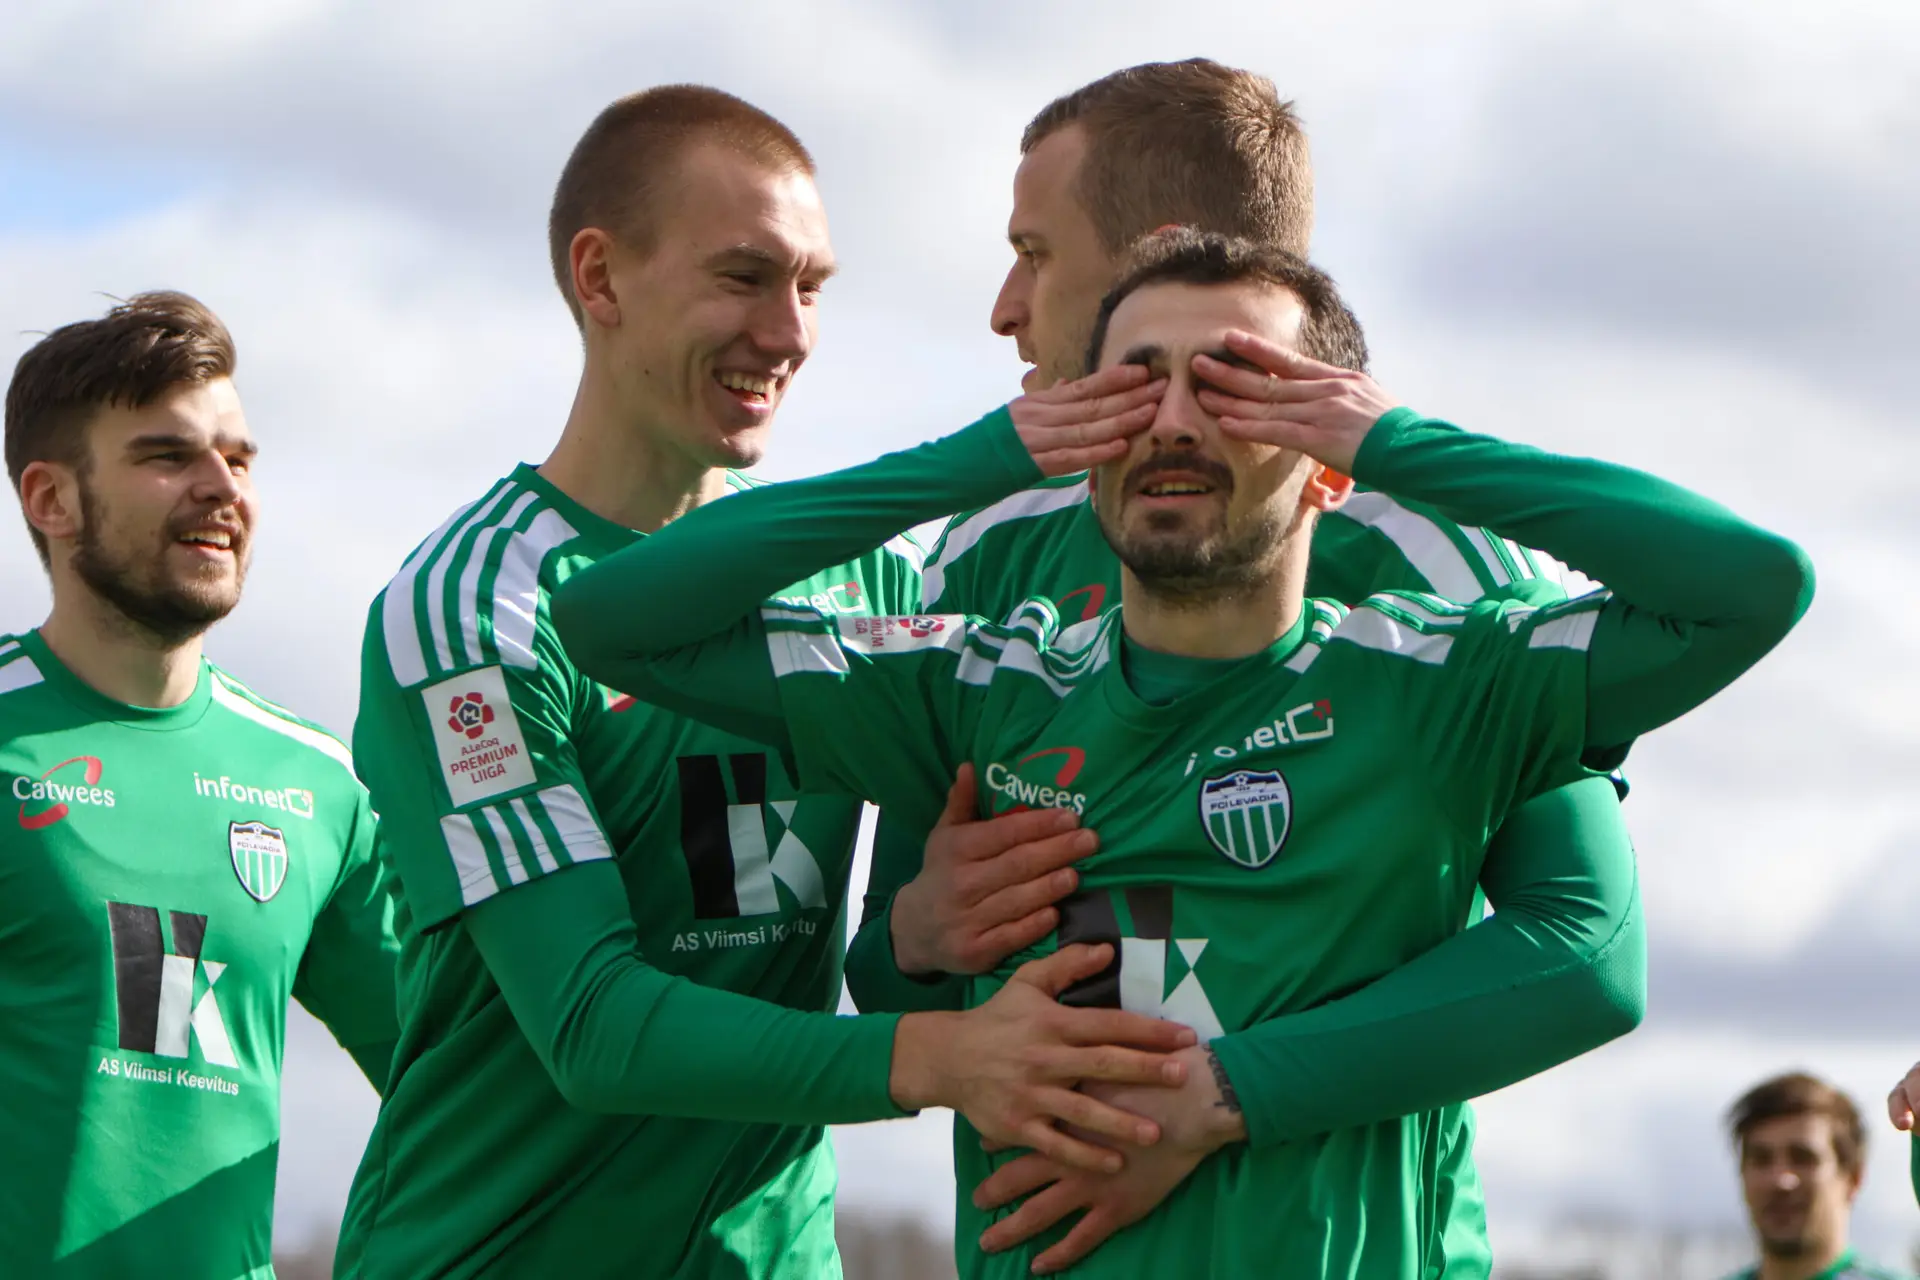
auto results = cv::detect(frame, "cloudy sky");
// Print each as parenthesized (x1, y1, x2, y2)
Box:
(4, 0, 1917, 1267)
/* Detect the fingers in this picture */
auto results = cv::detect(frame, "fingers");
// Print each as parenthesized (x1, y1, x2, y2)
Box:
(1033, 1084, 1162, 1148)
(1021, 1114, 1129, 1174)
(972, 1151, 1065, 1211)
(1222, 327, 1344, 380)
(1032, 1204, 1132, 1275)
(936, 763, 978, 829)
(967, 907, 1064, 968)
(979, 1179, 1089, 1254)
(1030, 362, 1150, 404)
(1191, 355, 1346, 406)
(1020, 377, 1165, 432)
(1890, 1074, 1920, 1130)
(950, 805, 1084, 865)
(1049, 1005, 1199, 1053)
(969, 825, 1093, 898)
(1009, 942, 1116, 995)
(1028, 438, 1136, 476)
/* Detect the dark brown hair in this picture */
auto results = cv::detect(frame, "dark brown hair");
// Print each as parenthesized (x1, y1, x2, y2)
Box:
(6, 291, 236, 564)
(547, 84, 815, 326)
(1084, 229, 1366, 376)
(1728, 1072, 1866, 1176)
(1023, 59, 1313, 258)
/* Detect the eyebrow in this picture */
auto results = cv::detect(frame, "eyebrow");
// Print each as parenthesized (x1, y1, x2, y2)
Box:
(127, 432, 258, 459)
(703, 243, 839, 282)
(1117, 343, 1166, 367)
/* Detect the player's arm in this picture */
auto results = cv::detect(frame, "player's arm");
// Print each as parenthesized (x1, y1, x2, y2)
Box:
(291, 785, 401, 1095)
(355, 619, 1193, 1168)
(1194, 335, 1815, 747)
(973, 775, 1643, 1268)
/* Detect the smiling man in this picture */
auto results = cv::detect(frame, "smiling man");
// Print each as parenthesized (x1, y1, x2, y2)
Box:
(335, 85, 1197, 1280)
(0, 292, 399, 1277)
(550, 229, 1813, 1277)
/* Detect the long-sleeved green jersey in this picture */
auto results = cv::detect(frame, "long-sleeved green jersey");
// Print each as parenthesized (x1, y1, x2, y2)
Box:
(335, 465, 924, 1280)
(553, 406, 1810, 1279)
(0, 630, 397, 1279)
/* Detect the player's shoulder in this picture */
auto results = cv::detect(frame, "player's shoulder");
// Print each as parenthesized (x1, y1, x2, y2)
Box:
(964, 597, 1119, 697)
(1331, 587, 1605, 667)
(372, 467, 593, 691)
(1327, 488, 1602, 603)
(203, 663, 360, 784)
(923, 473, 1093, 602)
(0, 633, 48, 703)
(1841, 1258, 1917, 1280)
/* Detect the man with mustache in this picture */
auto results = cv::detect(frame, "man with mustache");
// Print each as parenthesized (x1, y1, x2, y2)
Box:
(0, 291, 400, 1277)
(852, 59, 1637, 1272)
(551, 229, 1812, 1276)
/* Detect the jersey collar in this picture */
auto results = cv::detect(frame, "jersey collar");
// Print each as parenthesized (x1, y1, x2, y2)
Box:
(19, 629, 213, 729)
(1098, 600, 1315, 729)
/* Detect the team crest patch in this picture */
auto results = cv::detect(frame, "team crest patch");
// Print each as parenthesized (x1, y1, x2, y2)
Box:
(1198, 770, 1292, 869)
(230, 820, 289, 903)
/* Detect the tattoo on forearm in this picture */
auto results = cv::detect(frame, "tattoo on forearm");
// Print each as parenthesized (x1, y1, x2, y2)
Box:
(1204, 1045, 1242, 1115)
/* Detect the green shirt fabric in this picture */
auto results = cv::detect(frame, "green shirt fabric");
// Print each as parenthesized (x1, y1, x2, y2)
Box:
(552, 407, 1809, 1278)
(335, 465, 922, 1280)
(1723, 1249, 1915, 1279)
(0, 630, 397, 1279)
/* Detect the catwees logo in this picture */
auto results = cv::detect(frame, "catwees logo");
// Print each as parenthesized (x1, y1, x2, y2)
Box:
(13, 756, 115, 830)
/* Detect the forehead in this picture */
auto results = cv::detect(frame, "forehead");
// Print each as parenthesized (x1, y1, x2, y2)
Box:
(1010, 125, 1089, 229)
(1744, 1112, 1837, 1153)
(652, 143, 832, 270)
(1100, 279, 1306, 365)
(88, 377, 250, 452)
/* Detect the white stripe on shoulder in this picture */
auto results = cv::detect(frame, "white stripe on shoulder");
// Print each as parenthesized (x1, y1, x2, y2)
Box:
(1458, 526, 1515, 588)
(1526, 549, 1605, 598)
(922, 480, 1089, 605)
(1334, 607, 1455, 664)
(767, 624, 851, 678)
(440, 811, 498, 906)
(208, 673, 356, 773)
(0, 651, 44, 697)
(481, 507, 580, 670)
(882, 533, 926, 572)
(1338, 493, 1485, 602)
(450, 491, 540, 668)
(1530, 606, 1602, 652)
(382, 494, 491, 689)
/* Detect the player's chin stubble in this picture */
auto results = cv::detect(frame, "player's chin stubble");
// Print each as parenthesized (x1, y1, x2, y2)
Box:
(1097, 503, 1287, 607)
(72, 493, 244, 645)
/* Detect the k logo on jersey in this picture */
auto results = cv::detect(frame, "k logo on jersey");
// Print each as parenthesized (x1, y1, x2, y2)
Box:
(1199, 769, 1292, 869)
(105, 903, 237, 1068)
(229, 821, 289, 903)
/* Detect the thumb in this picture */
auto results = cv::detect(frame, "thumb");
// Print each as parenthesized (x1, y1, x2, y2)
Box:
(1010, 943, 1114, 997)
(936, 762, 978, 829)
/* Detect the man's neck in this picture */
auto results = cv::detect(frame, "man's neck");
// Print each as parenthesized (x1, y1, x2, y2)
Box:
(539, 372, 731, 534)
(1758, 1240, 1849, 1280)
(1117, 536, 1310, 661)
(37, 589, 204, 709)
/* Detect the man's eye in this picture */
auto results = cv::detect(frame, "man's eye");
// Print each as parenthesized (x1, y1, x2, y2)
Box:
(723, 272, 759, 288)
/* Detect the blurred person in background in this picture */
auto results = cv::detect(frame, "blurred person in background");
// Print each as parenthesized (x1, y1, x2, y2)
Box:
(1725, 1072, 1911, 1280)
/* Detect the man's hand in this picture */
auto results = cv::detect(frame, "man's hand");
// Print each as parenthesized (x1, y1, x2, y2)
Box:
(1190, 329, 1399, 474)
(1887, 1061, 1920, 1130)
(892, 764, 1097, 977)
(1010, 364, 1164, 476)
(891, 945, 1196, 1174)
(970, 1044, 1247, 1273)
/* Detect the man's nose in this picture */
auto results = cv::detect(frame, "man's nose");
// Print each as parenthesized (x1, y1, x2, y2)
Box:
(991, 265, 1027, 338)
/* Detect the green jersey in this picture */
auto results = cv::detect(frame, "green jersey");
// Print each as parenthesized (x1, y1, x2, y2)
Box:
(0, 630, 397, 1279)
(337, 465, 921, 1280)
(911, 476, 1594, 1279)
(764, 588, 1598, 1277)
(1723, 1250, 1914, 1279)
(550, 405, 1808, 1280)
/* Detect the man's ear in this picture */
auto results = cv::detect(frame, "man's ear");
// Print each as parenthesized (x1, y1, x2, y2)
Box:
(18, 459, 84, 546)
(1303, 463, 1355, 513)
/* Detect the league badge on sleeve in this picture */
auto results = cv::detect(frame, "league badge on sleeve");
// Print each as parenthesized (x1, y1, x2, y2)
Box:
(1199, 770, 1292, 869)
(230, 820, 289, 903)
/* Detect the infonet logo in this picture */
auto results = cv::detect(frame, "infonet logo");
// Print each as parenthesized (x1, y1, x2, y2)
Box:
(14, 756, 115, 831)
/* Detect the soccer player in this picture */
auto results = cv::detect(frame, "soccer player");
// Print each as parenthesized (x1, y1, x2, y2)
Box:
(1726, 1074, 1911, 1280)
(551, 230, 1813, 1277)
(856, 59, 1634, 1272)
(0, 292, 399, 1277)
(334, 86, 1194, 1280)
